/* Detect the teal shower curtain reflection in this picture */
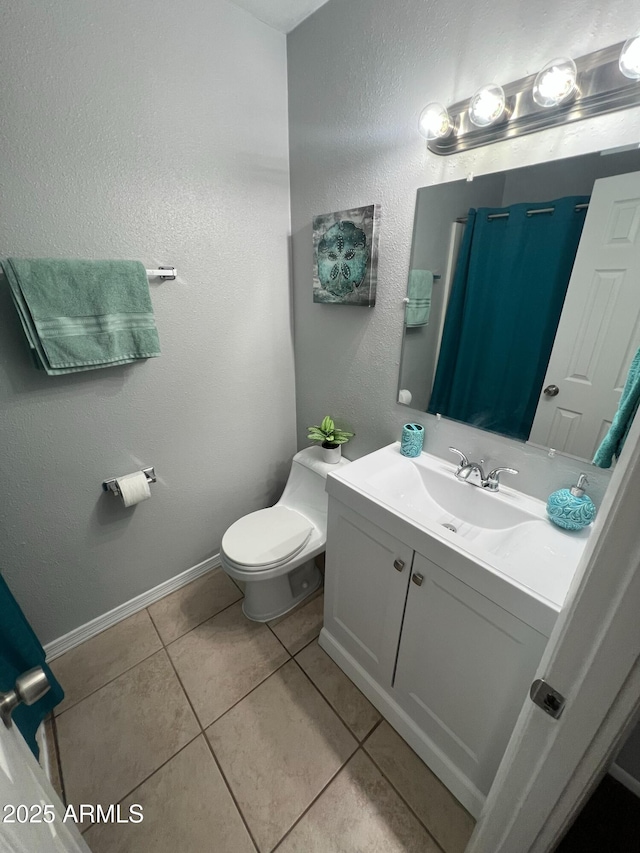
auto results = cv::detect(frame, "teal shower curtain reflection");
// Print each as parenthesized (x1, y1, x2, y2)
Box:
(428, 196, 590, 440)
(0, 575, 63, 757)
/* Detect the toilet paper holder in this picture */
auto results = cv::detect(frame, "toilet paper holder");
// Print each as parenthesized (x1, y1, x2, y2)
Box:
(102, 467, 156, 497)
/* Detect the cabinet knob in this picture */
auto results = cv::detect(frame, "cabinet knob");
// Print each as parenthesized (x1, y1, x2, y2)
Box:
(412, 573, 424, 586)
(393, 559, 405, 572)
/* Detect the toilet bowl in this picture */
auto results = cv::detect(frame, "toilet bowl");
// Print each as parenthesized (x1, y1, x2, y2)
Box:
(220, 446, 349, 622)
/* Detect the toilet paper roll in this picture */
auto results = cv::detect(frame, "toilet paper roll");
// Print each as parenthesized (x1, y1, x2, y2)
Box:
(398, 389, 413, 405)
(116, 471, 151, 507)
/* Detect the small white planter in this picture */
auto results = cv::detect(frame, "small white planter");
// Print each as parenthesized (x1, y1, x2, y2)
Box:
(321, 443, 342, 464)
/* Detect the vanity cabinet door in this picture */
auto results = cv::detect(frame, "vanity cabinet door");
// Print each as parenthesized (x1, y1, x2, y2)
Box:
(323, 500, 413, 688)
(394, 552, 548, 795)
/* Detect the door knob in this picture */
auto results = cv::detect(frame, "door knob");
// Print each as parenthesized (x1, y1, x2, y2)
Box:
(412, 573, 424, 586)
(0, 667, 51, 728)
(543, 385, 559, 397)
(393, 559, 405, 572)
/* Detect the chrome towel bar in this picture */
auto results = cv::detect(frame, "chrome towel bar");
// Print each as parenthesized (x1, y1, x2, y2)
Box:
(146, 267, 176, 280)
(0, 266, 176, 280)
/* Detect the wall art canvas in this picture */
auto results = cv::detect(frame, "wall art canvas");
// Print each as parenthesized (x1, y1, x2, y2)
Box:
(312, 204, 380, 306)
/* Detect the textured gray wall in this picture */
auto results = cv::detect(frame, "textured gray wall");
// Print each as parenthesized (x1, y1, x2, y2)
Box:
(288, 0, 640, 505)
(0, 0, 295, 644)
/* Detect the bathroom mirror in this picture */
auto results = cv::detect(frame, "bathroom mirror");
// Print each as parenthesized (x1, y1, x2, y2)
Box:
(398, 148, 640, 465)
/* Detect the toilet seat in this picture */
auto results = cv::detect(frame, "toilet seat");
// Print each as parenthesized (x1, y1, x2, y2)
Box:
(221, 506, 313, 569)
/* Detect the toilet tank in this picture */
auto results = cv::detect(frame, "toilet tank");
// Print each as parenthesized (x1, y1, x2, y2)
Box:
(278, 446, 350, 529)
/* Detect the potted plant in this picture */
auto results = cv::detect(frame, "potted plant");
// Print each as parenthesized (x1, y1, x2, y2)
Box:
(307, 415, 354, 463)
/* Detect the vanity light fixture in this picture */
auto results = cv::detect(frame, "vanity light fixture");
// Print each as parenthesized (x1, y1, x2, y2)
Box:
(423, 39, 640, 155)
(418, 102, 453, 140)
(532, 58, 578, 107)
(619, 33, 640, 80)
(468, 84, 507, 127)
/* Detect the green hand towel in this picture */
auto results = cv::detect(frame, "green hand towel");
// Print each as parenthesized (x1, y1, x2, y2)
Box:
(405, 269, 433, 327)
(593, 347, 640, 468)
(2, 258, 160, 375)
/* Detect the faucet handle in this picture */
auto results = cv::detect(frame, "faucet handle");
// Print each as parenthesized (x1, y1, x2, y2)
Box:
(486, 466, 519, 491)
(449, 447, 469, 468)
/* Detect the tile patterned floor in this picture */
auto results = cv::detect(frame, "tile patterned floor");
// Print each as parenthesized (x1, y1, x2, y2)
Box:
(49, 569, 475, 853)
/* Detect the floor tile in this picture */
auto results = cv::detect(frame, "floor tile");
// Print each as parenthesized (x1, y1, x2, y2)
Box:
(275, 750, 439, 853)
(50, 610, 162, 714)
(267, 586, 322, 630)
(56, 650, 199, 815)
(207, 660, 357, 852)
(148, 568, 242, 644)
(167, 601, 289, 727)
(269, 592, 324, 654)
(364, 721, 475, 853)
(295, 640, 380, 740)
(84, 736, 256, 853)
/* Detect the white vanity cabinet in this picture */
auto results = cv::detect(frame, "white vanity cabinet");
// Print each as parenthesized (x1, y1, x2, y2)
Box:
(321, 496, 551, 818)
(393, 552, 548, 797)
(323, 501, 414, 687)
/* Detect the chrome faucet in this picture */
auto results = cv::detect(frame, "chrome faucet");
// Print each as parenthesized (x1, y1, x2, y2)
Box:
(450, 449, 486, 487)
(485, 466, 520, 491)
(449, 447, 518, 492)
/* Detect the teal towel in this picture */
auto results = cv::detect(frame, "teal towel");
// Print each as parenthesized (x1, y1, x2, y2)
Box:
(2, 258, 160, 375)
(593, 347, 640, 468)
(405, 270, 433, 327)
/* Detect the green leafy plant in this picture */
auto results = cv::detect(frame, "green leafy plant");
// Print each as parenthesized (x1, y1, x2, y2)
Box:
(307, 415, 354, 448)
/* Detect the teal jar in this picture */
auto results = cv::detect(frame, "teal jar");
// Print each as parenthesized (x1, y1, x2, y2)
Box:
(401, 423, 424, 458)
(547, 474, 596, 531)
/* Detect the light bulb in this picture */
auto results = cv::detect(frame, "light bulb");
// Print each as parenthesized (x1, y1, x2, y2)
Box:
(418, 102, 453, 140)
(533, 58, 578, 107)
(620, 34, 640, 80)
(468, 84, 506, 127)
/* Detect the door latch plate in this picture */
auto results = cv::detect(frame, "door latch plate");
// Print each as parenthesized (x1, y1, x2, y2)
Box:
(530, 678, 566, 719)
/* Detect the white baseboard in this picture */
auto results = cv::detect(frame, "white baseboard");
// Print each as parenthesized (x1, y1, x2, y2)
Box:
(609, 762, 640, 798)
(44, 553, 221, 661)
(318, 627, 485, 819)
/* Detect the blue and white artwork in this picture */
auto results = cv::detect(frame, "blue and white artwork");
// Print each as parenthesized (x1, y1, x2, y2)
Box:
(312, 204, 380, 306)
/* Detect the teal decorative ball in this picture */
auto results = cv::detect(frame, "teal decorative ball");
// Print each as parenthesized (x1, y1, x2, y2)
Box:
(546, 489, 596, 530)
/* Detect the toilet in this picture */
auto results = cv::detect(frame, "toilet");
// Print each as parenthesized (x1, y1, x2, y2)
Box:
(220, 446, 349, 621)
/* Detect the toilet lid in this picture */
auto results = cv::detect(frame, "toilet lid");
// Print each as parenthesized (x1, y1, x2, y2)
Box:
(222, 506, 313, 567)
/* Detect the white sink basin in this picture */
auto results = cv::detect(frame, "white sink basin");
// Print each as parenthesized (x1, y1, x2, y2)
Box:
(365, 450, 533, 530)
(326, 443, 590, 612)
